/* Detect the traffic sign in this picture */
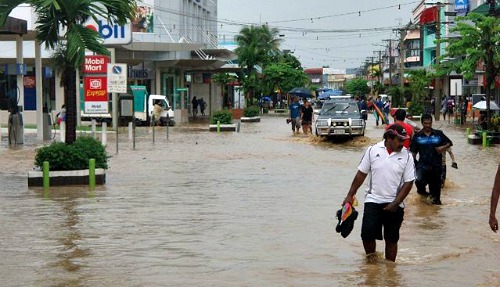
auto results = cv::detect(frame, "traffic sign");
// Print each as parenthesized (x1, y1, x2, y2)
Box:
(107, 63, 127, 93)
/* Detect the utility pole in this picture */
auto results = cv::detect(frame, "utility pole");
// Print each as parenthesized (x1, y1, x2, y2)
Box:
(374, 50, 384, 84)
(383, 39, 393, 87)
(433, 4, 442, 121)
(367, 56, 377, 96)
(485, 0, 496, 129)
(398, 29, 406, 89)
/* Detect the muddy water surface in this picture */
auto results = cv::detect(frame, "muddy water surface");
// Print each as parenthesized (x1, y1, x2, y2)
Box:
(0, 115, 499, 286)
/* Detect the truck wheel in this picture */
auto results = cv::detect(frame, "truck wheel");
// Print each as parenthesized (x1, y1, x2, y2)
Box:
(168, 119, 176, 126)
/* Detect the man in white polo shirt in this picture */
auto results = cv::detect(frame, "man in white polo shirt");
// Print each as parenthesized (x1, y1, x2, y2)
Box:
(342, 124, 415, 262)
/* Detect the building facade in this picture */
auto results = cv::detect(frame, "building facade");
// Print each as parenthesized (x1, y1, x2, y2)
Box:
(0, 0, 234, 131)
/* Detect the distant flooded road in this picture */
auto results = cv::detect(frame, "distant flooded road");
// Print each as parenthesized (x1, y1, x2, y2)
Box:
(0, 114, 499, 286)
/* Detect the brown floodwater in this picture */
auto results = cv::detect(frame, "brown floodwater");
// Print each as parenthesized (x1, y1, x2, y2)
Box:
(0, 114, 499, 287)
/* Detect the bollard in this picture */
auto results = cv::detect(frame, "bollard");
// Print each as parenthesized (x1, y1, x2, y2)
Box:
(102, 122, 107, 146)
(133, 118, 136, 150)
(89, 158, 96, 191)
(166, 116, 170, 140)
(128, 122, 133, 141)
(482, 131, 488, 147)
(91, 119, 97, 139)
(43, 161, 49, 191)
(152, 116, 156, 144)
(217, 120, 220, 133)
(60, 121, 66, 143)
(237, 122, 241, 133)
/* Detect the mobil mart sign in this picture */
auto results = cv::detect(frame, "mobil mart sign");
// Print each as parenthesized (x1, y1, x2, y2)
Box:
(83, 55, 109, 74)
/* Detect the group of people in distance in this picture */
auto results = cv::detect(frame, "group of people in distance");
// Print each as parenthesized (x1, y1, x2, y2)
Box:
(191, 96, 207, 117)
(288, 96, 313, 135)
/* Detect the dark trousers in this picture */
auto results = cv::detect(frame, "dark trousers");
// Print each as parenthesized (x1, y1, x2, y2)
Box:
(415, 166, 442, 201)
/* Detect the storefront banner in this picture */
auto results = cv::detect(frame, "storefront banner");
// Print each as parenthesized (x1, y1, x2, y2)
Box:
(84, 76, 109, 113)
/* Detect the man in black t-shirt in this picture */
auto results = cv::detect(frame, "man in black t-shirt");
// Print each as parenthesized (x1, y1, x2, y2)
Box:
(300, 100, 314, 135)
(410, 114, 453, 205)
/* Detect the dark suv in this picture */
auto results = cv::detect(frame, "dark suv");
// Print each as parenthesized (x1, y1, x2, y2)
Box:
(314, 99, 366, 137)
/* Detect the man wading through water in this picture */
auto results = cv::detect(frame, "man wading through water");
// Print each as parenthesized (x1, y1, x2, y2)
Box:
(342, 124, 415, 262)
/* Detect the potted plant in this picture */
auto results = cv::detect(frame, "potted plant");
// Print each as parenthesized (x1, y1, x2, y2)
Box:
(209, 109, 237, 131)
(241, 106, 261, 122)
(28, 136, 109, 186)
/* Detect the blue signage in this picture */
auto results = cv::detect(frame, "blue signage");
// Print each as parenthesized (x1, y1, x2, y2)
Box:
(4, 63, 27, 75)
(455, 0, 469, 16)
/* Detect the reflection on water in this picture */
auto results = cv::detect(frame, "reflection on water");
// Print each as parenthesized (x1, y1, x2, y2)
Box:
(0, 115, 499, 286)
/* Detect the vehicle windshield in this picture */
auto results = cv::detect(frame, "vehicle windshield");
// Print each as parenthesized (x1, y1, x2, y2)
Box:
(320, 102, 358, 116)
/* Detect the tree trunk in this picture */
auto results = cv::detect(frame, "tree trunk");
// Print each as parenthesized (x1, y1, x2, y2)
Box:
(64, 68, 77, 144)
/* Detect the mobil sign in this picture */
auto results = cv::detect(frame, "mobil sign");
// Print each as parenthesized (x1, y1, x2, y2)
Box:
(86, 17, 132, 45)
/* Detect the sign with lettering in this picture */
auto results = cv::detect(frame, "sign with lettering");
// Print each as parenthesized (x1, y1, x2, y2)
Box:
(83, 55, 109, 74)
(107, 63, 128, 93)
(455, 0, 469, 16)
(84, 76, 109, 113)
(86, 19, 132, 45)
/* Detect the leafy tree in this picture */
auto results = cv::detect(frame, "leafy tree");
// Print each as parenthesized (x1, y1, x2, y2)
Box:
(387, 86, 405, 108)
(0, 0, 136, 144)
(407, 69, 434, 116)
(345, 77, 370, 97)
(438, 12, 500, 129)
(261, 63, 308, 97)
(269, 51, 303, 70)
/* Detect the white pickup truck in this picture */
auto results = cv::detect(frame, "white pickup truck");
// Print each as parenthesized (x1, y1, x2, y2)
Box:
(80, 85, 175, 126)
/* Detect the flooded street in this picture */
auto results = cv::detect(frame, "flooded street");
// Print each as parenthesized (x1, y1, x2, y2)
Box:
(1, 114, 499, 287)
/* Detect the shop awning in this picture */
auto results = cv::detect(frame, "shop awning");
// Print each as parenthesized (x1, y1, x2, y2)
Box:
(404, 29, 420, 40)
(420, 6, 438, 25)
(0, 16, 27, 35)
(470, 0, 500, 16)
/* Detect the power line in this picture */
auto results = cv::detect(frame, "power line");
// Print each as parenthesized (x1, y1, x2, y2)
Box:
(267, 1, 419, 24)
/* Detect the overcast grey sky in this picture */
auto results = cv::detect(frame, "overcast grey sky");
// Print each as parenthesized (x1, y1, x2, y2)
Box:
(218, 0, 419, 70)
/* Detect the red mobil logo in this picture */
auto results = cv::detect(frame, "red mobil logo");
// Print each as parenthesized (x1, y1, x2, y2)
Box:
(86, 20, 132, 45)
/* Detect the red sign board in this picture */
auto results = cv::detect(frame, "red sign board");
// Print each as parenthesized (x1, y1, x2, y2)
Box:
(84, 77, 108, 101)
(83, 55, 109, 74)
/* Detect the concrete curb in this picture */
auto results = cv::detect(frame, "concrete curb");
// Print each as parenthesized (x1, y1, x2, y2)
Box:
(28, 169, 106, 187)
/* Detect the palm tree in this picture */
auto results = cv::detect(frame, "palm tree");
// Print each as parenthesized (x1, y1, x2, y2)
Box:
(235, 25, 282, 103)
(0, 0, 136, 144)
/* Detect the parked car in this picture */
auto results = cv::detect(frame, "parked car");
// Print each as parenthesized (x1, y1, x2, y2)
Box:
(314, 98, 366, 137)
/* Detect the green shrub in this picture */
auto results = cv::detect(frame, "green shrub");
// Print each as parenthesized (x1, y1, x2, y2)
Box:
(408, 101, 424, 118)
(34, 136, 110, 171)
(210, 109, 233, 124)
(244, 106, 260, 117)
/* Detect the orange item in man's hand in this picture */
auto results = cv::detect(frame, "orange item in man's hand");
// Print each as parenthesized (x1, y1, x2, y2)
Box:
(341, 202, 352, 222)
